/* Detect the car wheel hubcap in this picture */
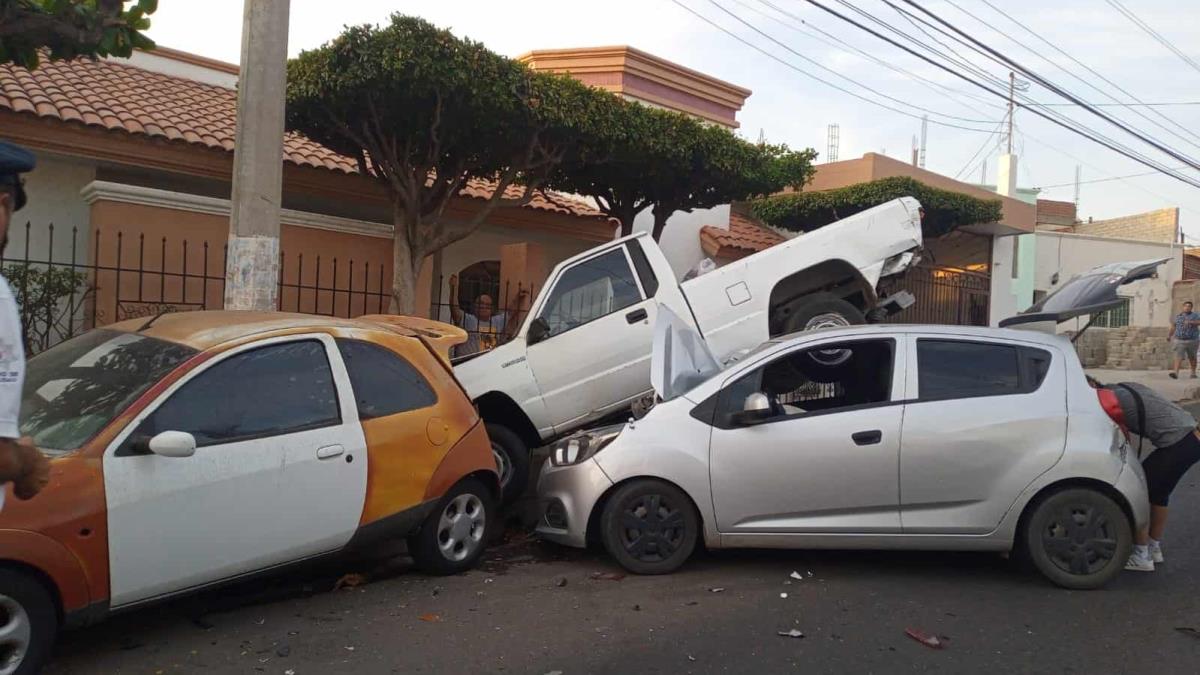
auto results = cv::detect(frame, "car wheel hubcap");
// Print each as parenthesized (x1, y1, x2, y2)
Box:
(437, 494, 486, 562)
(1041, 503, 1119, 575)
(618, 494, 686, 562)
(0, 594, 31, 675)
(804, 313, 853, 365)
(491, 442, 513, 489)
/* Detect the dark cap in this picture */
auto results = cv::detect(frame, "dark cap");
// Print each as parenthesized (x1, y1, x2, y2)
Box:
(0, 141, 36, 211)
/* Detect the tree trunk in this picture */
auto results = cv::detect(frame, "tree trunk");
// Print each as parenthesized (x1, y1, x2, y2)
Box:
(651, 207, 672, 241)
(389, 232, 419, 315)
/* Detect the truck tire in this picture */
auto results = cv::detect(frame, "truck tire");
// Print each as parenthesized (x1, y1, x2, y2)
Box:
(772, 294, 865, 381)
(486, 423, 530, 504)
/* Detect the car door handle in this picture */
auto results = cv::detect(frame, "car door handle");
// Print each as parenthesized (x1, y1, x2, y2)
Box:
(317, 445, 345, 460)
(626, 308, 648, 324)
(851, 430, 882, 446)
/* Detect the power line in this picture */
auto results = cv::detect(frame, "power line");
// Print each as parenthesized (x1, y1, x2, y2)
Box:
(666, 0, 997, 133)
(898, 0, 1200, 177)
(798, 0, 1200, 189)
(1030, 101, 1200, 108)
(1036, 168, 1185, 190)
(954, 120, 1005, 180)
(1105, 0, 1200, 77)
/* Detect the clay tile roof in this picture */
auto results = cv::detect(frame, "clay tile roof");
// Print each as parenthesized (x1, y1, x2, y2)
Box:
(0, 55, 609, 222)
(700, 212, 786, 259)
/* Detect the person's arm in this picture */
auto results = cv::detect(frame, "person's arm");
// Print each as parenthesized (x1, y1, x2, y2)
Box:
(1169, 317, 1177, 340)
(504, 287, 530, 340)
(447, 274, 464, 325)
(0, 438, 49, 500)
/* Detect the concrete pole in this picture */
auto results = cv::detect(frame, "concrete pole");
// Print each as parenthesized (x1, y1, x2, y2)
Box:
(224, 0, 291, 311)
(989, 154, 1021, 326)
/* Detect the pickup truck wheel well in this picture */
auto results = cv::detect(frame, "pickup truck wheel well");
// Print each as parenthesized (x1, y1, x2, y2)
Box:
(474, 392, 541, 450)
(768, 260, 873, 334)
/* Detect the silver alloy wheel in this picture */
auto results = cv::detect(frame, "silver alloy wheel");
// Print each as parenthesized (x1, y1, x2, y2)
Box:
(0, 594, 31, 675)
(437, 493, 486, 562)
(804, 312, 853, 365)
(491, 441, 513, 489)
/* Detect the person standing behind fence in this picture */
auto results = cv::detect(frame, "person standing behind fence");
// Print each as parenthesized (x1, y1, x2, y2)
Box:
(448, 274, 528, 356)
(0, 141, 51, 509)
(1168, 301, 1200, 380)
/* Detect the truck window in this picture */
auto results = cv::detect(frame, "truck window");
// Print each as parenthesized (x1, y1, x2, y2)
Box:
(537, 248, 643, 337)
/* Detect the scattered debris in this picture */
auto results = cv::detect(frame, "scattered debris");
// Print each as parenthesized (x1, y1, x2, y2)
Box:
(779, 593, 788, 599)
(685, 601, 699, 606)
(789, 571, 804, 581)
(345, 646, 356, 652)
(777, 629, 805, 639)
(905, 628, 945, 650)
(633, 604, 642, 611)
(334, 573, 368, 590)
(688, 655, 696, 662)
(589, 571, 626, 581)
(419, 613, 443, 623)
(285, 670, 295, 675)
(255, 618, 266, 626)
(1176, 627, 1200, 640)
(708, 587, 725, 593)
(275, 646, 290, 658)
(484, 578, 494, 584)
(553, 575, 568, 588)
(806, 571, 813, 577)
(544, 671, 564, 675)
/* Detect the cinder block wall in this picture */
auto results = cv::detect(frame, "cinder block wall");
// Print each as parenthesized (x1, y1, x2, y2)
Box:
(1073, 208, 1180, 244)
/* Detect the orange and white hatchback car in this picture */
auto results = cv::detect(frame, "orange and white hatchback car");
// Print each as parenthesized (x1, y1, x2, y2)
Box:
(0, 311, 498, 674)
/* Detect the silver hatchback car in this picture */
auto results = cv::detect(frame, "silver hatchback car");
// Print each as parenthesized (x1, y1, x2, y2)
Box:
(536, 260, 1161, 589)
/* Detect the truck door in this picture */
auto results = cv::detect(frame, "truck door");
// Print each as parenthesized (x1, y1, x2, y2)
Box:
(526, 244, 655, 432)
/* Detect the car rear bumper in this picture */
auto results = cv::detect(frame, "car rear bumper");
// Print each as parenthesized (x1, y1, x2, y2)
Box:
(1116, 462, 1151, 532)
(533, 457, 613, 549)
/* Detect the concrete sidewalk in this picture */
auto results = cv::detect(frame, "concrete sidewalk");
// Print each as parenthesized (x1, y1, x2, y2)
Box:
(1086, 368, 1200, 401)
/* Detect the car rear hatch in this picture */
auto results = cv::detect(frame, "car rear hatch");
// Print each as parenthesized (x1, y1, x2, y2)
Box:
(998, 258, 1169, 328)
(358, 314, 467, 367)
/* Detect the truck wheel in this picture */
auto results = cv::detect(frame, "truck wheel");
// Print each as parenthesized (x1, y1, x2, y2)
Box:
(486, 423, 530, 504)
(0, 568, 58, 675)
(774, 294, 865, 376)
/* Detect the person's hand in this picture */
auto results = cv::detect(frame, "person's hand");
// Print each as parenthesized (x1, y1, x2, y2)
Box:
(448, 274, 458, 292)
(12, 438, 49, 500)
(516, 287, 529, 304)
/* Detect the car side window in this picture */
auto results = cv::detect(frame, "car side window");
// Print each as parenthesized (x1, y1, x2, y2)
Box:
(336, 339, 437, 419)
(917, 339, 1030, 400)
(627, 239, 659, 298)
(716, 338, 895, 427)
(136, 340, 341, 447)
(536, 248, 643, 338)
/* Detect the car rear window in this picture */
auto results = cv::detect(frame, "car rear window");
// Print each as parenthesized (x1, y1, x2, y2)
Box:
(336, 339, 437, 419)
(917, 340, 1053, 400)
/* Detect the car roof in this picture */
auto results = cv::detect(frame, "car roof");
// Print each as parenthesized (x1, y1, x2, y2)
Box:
(101, 311, 461, 352)
(770, 323, 1070, 348)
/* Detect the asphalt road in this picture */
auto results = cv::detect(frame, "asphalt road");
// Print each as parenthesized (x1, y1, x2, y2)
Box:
(43, 406, 1200, 675)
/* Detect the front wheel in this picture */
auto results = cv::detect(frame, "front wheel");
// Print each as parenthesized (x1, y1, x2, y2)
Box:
(0, 568, 58, 675)
(486, 423, 530, 504)
(600, 479, 699, 575)
(1023, 488, 1132, 590)
(409, 478, 495, 575)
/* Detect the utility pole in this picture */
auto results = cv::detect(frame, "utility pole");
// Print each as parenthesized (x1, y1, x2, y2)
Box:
(919, 115, 928, 168)
(225, 0, 291, 311)
(980, 160, 986, 185)
(1073, 165, 1082, 206)
(826, 123, 839, 163)
(1006, 71, 1015, 155)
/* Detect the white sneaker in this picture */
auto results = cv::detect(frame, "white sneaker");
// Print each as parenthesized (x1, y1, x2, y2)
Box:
(1150, 541, 1164, 564)
(1126, 549, 1155, 572)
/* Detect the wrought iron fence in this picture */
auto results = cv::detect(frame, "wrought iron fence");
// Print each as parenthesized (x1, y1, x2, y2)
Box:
(429, 274, 536, 360)
(1, 222, 390, 354)
(883, 264, 990, 327)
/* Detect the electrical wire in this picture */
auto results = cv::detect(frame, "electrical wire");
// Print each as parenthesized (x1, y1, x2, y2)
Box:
(953, 120, 1005, 180)
(1036, 168, 1186, 190)
(1105, 0, 1200, 77)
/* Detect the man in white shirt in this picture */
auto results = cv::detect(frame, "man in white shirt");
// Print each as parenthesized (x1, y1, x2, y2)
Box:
(448, 273, 528, 356)
(0, 141, 50, 509)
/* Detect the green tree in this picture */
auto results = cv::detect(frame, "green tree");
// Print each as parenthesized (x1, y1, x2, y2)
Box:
(553, 102, 816, 239)
(0, 0, 157, 68)
(2, 263, 91, 354)
(286, 14, 622, 313)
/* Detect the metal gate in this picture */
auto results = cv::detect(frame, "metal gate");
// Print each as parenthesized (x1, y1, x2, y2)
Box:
(884, 264, 990, 327)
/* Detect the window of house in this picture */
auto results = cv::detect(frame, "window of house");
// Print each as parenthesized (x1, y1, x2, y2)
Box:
(716, 339, 895, 427)
(537, 248, 643, 337)
(1090, 297, 1131, 328)
(336, 339, 437, 419)
(133, 340, 340, 448)
(917, 339, 1023, 400)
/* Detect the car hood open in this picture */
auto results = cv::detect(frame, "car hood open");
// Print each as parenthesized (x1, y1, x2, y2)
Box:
(999, 257, 1169, 328)
(651, 304, 721, 401)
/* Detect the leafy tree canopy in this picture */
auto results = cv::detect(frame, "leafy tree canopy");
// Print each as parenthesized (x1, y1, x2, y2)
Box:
(749, 176, 1003, 239)
(0, 0, 157, 69)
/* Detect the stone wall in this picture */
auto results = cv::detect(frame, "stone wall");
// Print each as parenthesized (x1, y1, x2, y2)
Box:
(1072, 207, 1180, 244)
(1071, 326, 1172, 370)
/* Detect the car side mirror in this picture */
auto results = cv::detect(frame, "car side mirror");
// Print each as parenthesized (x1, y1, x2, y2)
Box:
(730, 392, 773, 426)
(527, 317, 551, 345)
(147, 431, 197, 458)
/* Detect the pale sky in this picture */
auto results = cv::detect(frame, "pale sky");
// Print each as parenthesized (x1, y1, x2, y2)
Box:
(146, 1, 1200, 238)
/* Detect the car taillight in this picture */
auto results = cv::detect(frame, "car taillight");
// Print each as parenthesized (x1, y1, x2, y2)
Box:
(1096, 388, 1127, 430)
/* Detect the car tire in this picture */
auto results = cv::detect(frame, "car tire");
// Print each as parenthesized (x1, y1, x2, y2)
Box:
(1022, 488, 1132, 590)
(486, 423, 530, 504)
(409, 478, 495, 576)
(600, 479, 699, 575)
(0, 568, 58, 675)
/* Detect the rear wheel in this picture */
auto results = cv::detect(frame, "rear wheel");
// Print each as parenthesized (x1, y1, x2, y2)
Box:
(1023, 488, 1132, 590)
(0, 568, 57, 675)
(409, 478, 495, 575)
(486, 423, 530, 504)
(773, 293, 866, 380)
(600, 479, 699, 575)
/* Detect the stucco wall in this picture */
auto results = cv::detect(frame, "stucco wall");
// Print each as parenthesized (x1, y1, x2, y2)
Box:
(1072, 207, 1179, 244)
(1035, 230, 1183, 332)
(630, 204, 731, 281)
(4, 153, 96, 263)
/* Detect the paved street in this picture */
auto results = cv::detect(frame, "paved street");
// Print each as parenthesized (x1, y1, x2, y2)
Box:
(43, 406, 1200, 674)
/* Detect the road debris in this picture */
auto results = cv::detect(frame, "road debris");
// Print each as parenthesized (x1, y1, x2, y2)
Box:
(777, 629, 805, 639)
(419, 613, 443, 623)
(589, 571, 626, 581)
(708, 587, 725, 593)
(334, 573, 368, 590)
(905, 628, 945, 650)
(779, 593, 788, 599)
(285, 670, 295, 675)
(789, 571, 804, 581)
(275, 646, 291, 658)
(553, 575, 568, 588)
(688, 655, 696, 662)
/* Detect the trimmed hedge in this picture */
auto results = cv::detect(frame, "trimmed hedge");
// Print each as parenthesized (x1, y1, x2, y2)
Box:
(749, 176, 1003, 239)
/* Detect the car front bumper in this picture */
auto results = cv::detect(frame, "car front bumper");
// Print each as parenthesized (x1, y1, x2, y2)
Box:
(534, 456, 614, 549)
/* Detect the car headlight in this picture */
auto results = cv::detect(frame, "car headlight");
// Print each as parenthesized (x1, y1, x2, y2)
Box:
(880, 251, 919, 277)
(550, 424, 624, 467)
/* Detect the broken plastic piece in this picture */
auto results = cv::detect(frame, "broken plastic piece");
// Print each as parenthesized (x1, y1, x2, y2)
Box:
(589, 571, 626, 581)
(777, 629, 805, 639)
(779, 592, 788, 599)
(418, 613, 442, 623)
(708, 587, 725, 593)
(789, 571, 803, 581)
(905, 628, 944, 650)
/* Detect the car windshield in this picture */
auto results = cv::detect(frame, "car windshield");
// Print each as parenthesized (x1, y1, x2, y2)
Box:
(20, 330, 197, 456)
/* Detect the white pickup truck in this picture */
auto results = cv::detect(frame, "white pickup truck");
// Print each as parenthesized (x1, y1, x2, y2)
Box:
(456, 197, 924, 498)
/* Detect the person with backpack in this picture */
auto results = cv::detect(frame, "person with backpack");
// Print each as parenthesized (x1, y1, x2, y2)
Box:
(1089, 377, 1200, 571)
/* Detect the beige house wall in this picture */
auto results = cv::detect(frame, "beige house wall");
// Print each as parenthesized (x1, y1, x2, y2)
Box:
(1072, 207, 1179, 244)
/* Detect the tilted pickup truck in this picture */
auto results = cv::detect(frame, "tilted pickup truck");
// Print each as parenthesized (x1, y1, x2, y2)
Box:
(455, 197, 924, 499)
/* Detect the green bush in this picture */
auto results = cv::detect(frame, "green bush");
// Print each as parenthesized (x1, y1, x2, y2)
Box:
(3, 264, 91, 354)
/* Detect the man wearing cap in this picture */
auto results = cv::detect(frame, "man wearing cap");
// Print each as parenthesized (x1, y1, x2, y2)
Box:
(0, 141, 51, 509)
